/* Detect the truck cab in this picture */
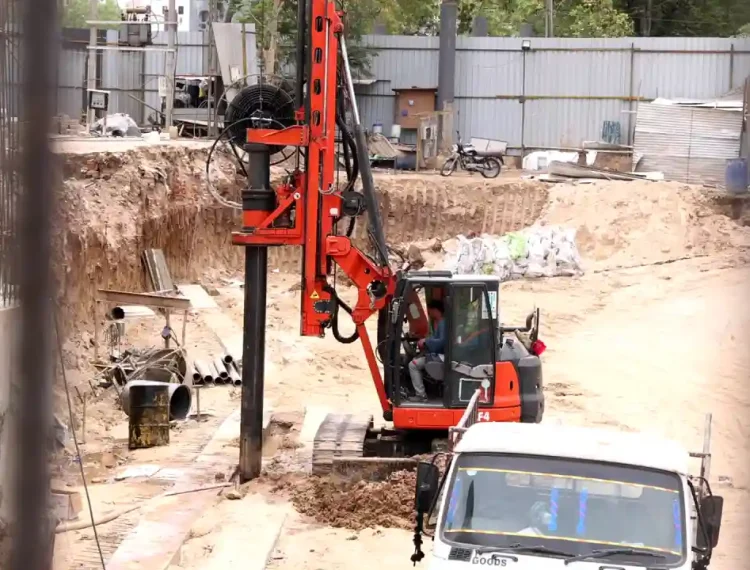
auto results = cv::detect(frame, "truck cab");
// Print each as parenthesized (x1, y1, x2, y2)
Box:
(412, 417, 723, 570)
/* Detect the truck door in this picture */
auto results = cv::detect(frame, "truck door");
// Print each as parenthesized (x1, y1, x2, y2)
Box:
(444, 283, 497, 409)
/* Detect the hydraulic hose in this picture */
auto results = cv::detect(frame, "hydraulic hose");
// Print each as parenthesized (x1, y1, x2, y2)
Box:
(324, 285, 359, 344)
(336, 101, 359, 192)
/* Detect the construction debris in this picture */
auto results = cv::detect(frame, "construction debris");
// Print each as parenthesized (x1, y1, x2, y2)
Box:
(50, 114, 82, 136)
(99, 347, 189, 388)
(91, 113, 142, 138)
(547, 160, 664, 182)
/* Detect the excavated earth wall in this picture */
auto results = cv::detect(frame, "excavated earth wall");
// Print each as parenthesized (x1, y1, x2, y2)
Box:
(56, 146, 548, 329)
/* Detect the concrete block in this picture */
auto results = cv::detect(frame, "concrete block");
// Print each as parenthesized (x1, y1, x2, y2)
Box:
(50, 489, 82, 521)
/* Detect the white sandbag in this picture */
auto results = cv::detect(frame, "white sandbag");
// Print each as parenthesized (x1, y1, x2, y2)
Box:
(444, 224, 584, 281)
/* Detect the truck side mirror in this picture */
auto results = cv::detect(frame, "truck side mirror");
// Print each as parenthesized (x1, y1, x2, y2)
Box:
(698, 495, 724, 549)
(415, 461, 440, 514)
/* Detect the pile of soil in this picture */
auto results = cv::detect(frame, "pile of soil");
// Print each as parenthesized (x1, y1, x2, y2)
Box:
(540, 180, 750, 270)
(290, 470, 417, 531)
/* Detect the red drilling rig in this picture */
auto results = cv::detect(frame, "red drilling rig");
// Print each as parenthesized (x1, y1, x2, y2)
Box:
(211, 0, 546, 481)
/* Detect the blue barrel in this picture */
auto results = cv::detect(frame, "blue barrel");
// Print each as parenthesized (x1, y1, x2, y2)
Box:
(395, 152, 417, 171)
(725, 158, 748, 194)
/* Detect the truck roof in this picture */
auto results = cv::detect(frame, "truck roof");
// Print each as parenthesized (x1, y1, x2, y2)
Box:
(454, 422, 690, 475)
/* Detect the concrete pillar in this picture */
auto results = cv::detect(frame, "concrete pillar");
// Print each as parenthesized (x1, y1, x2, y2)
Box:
(437, 0, 457, 149)
(372, 21, 387, 35)
(520, 23, 534, 37)
(472, 15, 488, 37)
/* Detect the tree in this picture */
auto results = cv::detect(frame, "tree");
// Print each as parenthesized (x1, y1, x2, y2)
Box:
(453, 0, 632, 37)
(229, 0, 380, 77)
(613, 0, 750, 36)
(62, 0, 122, 28)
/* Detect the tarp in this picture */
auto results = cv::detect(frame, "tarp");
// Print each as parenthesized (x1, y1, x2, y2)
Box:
(446, 225, 584, 281)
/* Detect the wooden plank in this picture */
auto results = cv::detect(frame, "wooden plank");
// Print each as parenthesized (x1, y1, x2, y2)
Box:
(97, 289, 191, 311)
(177, 284, 219, 311)
(142, 249, 175, 292)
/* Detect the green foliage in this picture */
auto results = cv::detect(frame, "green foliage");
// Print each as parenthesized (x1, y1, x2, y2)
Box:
(561, 0, 633, 36)
(226, 0, 750, 66)
(380, 0, 440, 35)
(613, 0, 750, 37)
(229, 0, 380, 77)
(62, 0, 122, 28)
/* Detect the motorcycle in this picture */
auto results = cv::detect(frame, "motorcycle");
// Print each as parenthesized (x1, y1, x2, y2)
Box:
(440, 131, 504, 179)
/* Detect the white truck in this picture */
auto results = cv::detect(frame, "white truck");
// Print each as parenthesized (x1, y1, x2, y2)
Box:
(411, 392, 723, 570)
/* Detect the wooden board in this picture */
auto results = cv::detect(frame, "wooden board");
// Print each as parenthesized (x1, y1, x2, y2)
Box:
(177, 284, 220, 311)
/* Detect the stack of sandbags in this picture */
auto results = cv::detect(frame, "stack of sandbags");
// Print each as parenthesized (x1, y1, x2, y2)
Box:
(446, 225, 584, 281)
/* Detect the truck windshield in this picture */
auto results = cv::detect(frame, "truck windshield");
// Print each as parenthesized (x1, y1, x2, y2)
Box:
(441, 453, 686, 565)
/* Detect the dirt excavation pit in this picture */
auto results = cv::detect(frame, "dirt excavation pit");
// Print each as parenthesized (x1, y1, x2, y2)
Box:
(53, 144, 750, 570)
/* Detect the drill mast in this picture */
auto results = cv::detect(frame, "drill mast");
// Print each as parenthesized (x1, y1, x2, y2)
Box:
(232, 0, 394, 480)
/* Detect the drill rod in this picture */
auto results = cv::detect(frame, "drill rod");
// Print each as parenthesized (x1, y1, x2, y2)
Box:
(239, 147, 272, 481)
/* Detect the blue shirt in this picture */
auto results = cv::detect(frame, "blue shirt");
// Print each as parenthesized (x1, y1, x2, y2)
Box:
(425, 318, 447, 354)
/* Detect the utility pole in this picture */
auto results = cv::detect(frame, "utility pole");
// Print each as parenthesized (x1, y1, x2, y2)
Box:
(545, 0, 554, 37)
(643, 0, 653, 36)
(207, 0, 218, 137)
(86, 0, 98, 129)
(164, 0, 177, 129)
(437, 0, 457, 150)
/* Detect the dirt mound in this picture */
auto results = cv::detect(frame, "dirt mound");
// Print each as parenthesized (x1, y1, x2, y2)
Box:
(541, 180, 750, 270)
(56, 146, 548, 332)
(290, 471, 416, 530)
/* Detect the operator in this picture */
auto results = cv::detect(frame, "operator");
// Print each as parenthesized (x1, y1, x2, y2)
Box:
(519, 501, 554, 536)
(408, 299, 446, 402)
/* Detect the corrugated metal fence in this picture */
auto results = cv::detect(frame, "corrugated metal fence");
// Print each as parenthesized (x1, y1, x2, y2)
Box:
(56, 29, 230, 124)
(0, 15, 20, 307)
(357, 36, 750, 151)
(56, 33, 750, 151)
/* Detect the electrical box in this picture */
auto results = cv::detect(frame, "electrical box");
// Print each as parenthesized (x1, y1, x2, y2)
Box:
(118, 22, 152, 47)
(393, 87, 437, 130)
(87, 89, 110, 112)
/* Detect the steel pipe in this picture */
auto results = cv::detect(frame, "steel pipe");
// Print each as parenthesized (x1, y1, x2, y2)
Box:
(222, 353, 233, 365)
(190, 361, 201, 383)
(214, 356, 229, 380)
(228, 362, 241, 386)
(210, 360, 225, 385)
(108, 305, 156, 320)
(194, 359, 213, 384)
(120, 380, 192, 421)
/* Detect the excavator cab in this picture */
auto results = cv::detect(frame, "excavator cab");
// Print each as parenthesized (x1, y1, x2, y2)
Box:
(381, 271, 545, 430)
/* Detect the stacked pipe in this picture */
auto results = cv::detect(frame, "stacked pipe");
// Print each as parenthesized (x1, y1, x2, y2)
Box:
(191, 354, 242, 386)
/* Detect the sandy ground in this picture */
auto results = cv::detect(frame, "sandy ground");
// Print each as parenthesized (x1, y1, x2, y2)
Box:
(51, 171, 750, 570)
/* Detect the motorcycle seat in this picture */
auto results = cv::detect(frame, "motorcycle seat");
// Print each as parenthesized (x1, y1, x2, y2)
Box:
(470, 150, 504, 158)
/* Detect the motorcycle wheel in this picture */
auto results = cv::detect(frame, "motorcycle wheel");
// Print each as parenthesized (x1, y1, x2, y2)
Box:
(480, 157, 502, 179)
(440, 156, 458, 176)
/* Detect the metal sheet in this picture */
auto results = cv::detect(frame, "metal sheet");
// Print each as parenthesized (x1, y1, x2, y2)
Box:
(212, 22, 258, 104)
(633, 102, 743, 185)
